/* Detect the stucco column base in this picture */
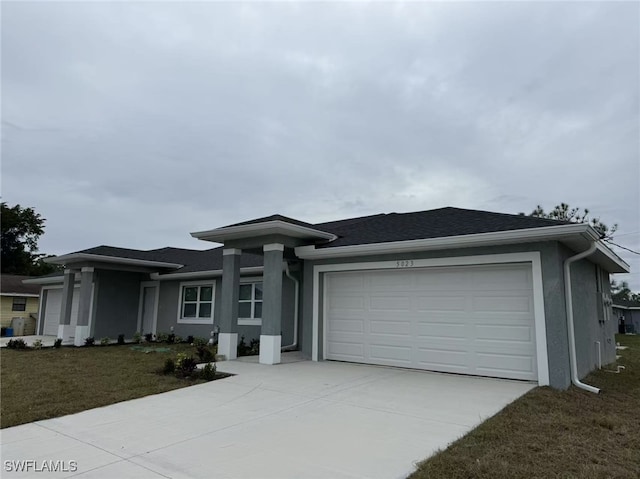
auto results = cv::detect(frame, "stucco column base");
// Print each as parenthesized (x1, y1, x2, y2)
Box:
(74, 325, 90, 347)
(218, 333, 238, 360)
(259, 335, 281, 365)
(58, 324, 74, 344)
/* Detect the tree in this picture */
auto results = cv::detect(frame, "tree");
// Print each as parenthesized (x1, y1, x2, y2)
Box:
(1, 202, 60, 275)
(528, 203, 617, 240)
(611, 280, 640, 302)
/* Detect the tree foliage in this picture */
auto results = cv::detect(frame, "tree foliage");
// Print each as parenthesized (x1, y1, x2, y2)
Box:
(611, 280, 640, 303)
(1, 202, 60, 275)
(528, 203, 617, 240)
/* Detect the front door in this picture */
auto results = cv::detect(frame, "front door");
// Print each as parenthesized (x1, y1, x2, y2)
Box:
(141, 286, 157, 335)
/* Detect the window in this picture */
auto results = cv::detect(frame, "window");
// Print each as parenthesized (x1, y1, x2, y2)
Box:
(177, 281, 215, 324)
(238, 282, 262, 326)
(12, 297, 27, 312)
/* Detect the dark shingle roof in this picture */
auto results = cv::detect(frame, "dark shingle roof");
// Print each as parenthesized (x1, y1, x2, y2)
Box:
(48, 207, 572, 276)
(1, 275, 41, 295)
(613, 299, 640, 309)
(315, 207, 567, 248)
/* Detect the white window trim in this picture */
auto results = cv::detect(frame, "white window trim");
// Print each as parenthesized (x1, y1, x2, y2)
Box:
(238, 277, 263, 326)
(312, 252, 550, 387)
(177, 280, 215, 325)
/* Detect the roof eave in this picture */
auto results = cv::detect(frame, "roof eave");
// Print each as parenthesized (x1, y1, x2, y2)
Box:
(150, 266, 265, 281)
(191, 220, 337, 243)
(44, 253, 184, 270)
(295, 223, 628, 273)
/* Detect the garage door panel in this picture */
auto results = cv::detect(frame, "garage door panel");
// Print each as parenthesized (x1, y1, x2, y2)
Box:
(472, 295, 531, 312)
(369, 344, 411, 362)
(476, 324, 533, 342)
(415, 322, 468, 339)
(327, 341, 365, 359)
(370, 320, 411, 335)
(329, 295, 366, 310)
(415, 296, 467, 312)
(43, 287, 80, 336)
(325, 263, 538, 381)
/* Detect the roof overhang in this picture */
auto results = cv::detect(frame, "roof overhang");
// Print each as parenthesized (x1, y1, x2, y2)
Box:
(613, 304, 640, 310)
(0, 292, 40, 297)
(22, 275, 67, 285)
(295, 223, 630, 274)
(191, 220, 337, 244)
(44, 253, 183, 270)
(150, 266, 265, 281)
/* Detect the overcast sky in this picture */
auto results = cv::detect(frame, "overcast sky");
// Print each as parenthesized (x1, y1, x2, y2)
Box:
(2, 1, 639, 289)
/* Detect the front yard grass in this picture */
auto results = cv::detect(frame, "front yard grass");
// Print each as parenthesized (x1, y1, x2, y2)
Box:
(411, 334, 640, 479)
(1, 343, 222, 429)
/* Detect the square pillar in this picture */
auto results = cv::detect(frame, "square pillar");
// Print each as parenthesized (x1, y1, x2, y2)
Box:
(58, 269, 77, 342)
(74, 267, 94, 346)
(260, 243, 283, 365)
(218, 248, 241, 360)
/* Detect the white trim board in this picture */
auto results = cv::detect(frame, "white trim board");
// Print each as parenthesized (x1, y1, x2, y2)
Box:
(311, 252, 550, 386)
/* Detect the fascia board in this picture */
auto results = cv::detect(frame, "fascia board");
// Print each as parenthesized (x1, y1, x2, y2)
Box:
(150, 266, 264, 281)
(295, 223, 596, 259)
(191, 221, 337, 242)
(44, 253, 183, 269)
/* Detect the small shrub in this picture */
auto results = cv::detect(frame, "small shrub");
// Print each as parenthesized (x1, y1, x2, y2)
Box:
(117, 334, 125, 345)
(7, 338, 28, 350)
(237, 335, 248, 356)
(144, 333, 153, 343)
(54, 338, 63, 348)
(84, 337, 95, 347)
(175, 353, 197, 377)
(249, 338, 260, 355)
(32, 339, 44, 350)
(193, 336, 207, 348)
(162, 358, 175, 375)
(100, 337, 110, 346)
(133, 332, 142, 344)
(200, 362, 217, 381)
(156, 332, 169, 343)
(186, 335, 194, 344)
(167, 333, 176, 344)
(196, 345, 215, 363)
(175, 335, 183, 344)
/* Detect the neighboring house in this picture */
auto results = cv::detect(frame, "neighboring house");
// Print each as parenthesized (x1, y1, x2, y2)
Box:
(612, 299, 640, 334)
(25, 207, 629, 390)
(1, 275, 40, 335)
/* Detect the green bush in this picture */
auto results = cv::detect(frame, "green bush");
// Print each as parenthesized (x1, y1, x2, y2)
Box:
(156, 333, 169, 343)
(162, 358, 175, 375)
(117, 334, 125, 345)
(100, 337, 110, 346)
(192, 337, 207, 348)
(7, 338, 28, 350)
(132, 332, 142, 344)
(53, 338, 63, 348)
(200, 362, 217, 381)
(84, 337, 95, 347)
(175, 353, 197, 377)
(32, 339, 43, 350)
(196, 345, 215, 363)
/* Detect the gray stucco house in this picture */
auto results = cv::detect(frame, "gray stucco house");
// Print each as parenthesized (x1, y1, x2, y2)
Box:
(613, 299, 640, 334)
(26, 207, 629, 391)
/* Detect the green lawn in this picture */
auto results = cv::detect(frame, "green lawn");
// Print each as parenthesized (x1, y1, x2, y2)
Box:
(0, 343, 223, 429)
(410, 334, 640, 479)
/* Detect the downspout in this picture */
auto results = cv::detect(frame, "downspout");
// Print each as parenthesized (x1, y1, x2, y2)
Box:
(281, 261, 299, 351)
(564, 241, 600, 394)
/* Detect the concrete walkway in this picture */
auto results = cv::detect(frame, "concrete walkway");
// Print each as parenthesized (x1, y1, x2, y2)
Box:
(1, 357, 534, 478)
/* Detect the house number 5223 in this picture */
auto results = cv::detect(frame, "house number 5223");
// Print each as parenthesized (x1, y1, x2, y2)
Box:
(396, 260, 414, 268)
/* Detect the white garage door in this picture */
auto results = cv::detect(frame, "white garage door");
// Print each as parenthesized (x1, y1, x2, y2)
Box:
(325, 263, 537, 381)
(43, 288, 80, 336)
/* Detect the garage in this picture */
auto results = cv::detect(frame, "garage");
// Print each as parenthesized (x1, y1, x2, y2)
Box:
(324, 263, 537, 381)
(42, 287, 80, 336)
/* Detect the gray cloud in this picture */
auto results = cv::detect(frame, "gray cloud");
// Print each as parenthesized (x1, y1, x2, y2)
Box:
(2, 1, 638, 288)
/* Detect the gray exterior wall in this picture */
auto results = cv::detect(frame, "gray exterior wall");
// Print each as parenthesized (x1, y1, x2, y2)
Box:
(155, 273, 297, 346)
(92, 270, 146, 339)
(300, 240, 616, 390)
(613, 307, 640, 334)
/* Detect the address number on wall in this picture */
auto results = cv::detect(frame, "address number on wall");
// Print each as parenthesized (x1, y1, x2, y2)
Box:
(396, 260, 415, 268)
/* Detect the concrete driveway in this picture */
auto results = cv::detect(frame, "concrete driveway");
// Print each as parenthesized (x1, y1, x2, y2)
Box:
(1, 355, 534, 478)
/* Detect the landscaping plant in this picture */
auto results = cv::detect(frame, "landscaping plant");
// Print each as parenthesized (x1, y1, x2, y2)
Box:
(7, 338, 27, 350)
(100, 337, 110, 346)
(84, 337, 95, 346)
